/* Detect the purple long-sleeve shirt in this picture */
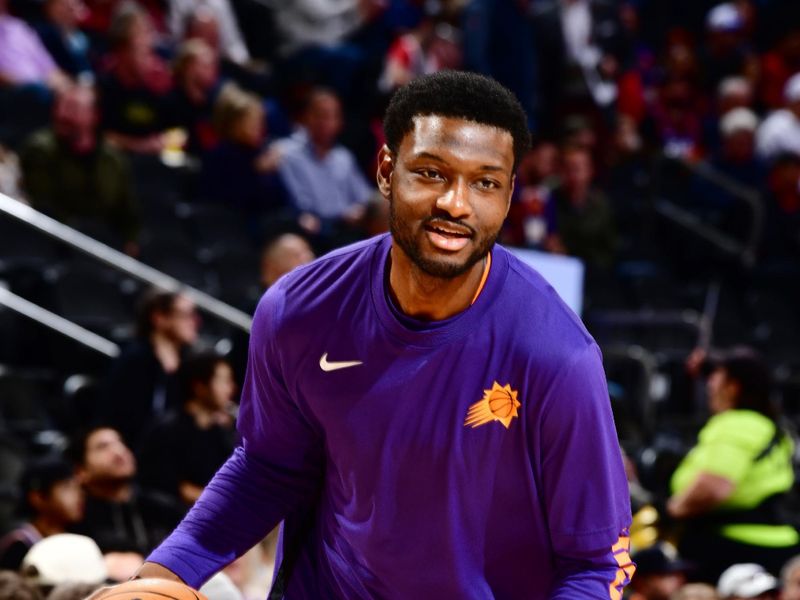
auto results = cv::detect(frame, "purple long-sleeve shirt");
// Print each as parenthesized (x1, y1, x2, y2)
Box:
(149, 234, 634, 598)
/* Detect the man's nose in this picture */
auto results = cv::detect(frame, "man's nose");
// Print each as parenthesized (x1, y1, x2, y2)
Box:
(435, 179, 471, 219)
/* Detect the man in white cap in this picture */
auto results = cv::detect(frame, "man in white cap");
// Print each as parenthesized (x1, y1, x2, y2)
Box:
(756, 72, 800, 161)
(717, 563, 779, 600)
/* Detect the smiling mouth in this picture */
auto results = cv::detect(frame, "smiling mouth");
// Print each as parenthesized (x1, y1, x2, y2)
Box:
(423, 221, 473, 252)
(424, 222, 473, 239)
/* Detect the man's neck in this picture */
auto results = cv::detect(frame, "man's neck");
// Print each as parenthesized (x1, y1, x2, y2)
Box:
(387, 244, 487, 321)
(31, 514, 67, 537)
(150, 333, 180, 374)
(185, 400, 231, 429)
(85, 479, 133, 503)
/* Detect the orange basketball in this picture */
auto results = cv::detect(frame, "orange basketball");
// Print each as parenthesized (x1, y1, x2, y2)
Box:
(488, 390, 514, 418)
(90, 578, 208, 600)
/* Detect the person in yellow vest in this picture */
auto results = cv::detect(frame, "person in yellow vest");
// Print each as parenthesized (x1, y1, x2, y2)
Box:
(668, 347, 799, 583)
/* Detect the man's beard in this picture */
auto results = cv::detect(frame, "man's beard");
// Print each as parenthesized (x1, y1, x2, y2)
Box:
(389, 199, 498, 279)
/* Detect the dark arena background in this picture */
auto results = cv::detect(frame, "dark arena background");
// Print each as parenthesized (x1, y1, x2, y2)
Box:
(1, 0, 800, 598)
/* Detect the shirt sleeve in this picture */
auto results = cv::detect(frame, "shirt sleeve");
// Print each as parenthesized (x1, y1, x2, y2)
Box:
(146, 284, 324, 589)
(536, 343, 634, 599)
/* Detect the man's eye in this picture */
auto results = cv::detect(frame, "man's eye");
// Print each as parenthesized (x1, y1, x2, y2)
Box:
(418, 169, 442, 180)
(478, 179, 499, 189)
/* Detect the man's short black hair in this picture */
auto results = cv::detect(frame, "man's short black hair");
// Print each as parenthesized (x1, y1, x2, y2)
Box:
(383, 71, 531, 168)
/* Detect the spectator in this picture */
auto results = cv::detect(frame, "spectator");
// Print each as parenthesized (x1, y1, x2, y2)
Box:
(762, 153, 800, 264)
(68, 426, 184, 556)
(759, 29, 800, 111)
(691, 107, 764, 241)
(378, 13, 453, 94)
(648, 77, 705, 160)
(547, 144, 617, 269)
(138, 352, 238, 505)
(0, 0, 69, 91)
(203, 83, 286, 222)
(0, 571, 42, 600)
(20, 83, 140, 252)
(102, 289, 199, 447)
(504, 141, 559, 249)
(20, 534, 107, 592)
(35, 0, 93, 82)
(703, 76, 754, 151)
(756, 73, 800, 162)
(699, 3, 758, 94)
(170, 38, 222, 156)
(668, 348, 799, 582)
(99, 0, 174, 154)
(781, 555, 800, 600)
(259, 233, 315, 290)
(0, 0, 70, 145)
(531, 0, 627, 134)
(168, 0, 249, 65)
(628, 542, 691, 600)
(0, 457, 84, 571)
(273, 88, 372, 241)
(716, 563, 780, 599)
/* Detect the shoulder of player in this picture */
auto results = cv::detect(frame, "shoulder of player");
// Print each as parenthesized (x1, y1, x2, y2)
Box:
(255, 234, 386, 323)
(496, 245, 594, 346)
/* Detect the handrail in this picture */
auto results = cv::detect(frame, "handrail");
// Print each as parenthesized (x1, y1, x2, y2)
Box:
(653, 155, 764, 268)
(0, 193, 252, 332)
(0, 287, 120, 357)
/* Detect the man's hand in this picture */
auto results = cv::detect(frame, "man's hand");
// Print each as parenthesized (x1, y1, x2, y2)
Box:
(84, 563, 185, 599)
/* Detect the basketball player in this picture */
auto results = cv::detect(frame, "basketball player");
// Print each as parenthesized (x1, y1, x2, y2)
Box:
(94, 71, 634, 599)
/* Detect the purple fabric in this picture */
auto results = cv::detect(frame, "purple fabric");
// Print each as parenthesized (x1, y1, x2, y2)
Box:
(148, 234, 632, 598)
(0, 15, 57, 83)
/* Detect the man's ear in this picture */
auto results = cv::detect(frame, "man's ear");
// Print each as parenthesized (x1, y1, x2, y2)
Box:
(376, 145, 394, 199)
(505, 174, 516, 218)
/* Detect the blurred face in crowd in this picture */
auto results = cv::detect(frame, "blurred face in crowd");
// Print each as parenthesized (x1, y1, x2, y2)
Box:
(45, 0, 86, 29)
(378, 115, 514, 279)
(783, 562, 800, 600)
(260, 234, 315, 288)
(232, 102, 265, 149)
(722, 129, 755, 164)
(707, 367, 738, 414)
(561, 148, 594, 199)
(155, 294, 199, 346)
(185, 47, 218, 94)
(30, 477, 84, 524)
(519, 143, 558, 186)
(79, 428, 136, 484)
(53, 85, 98, 155)
(631, 572, 686, 600)
(186, 8, 221, 54)
(305, 92, 343, 151)
(203, 361, 236, 410)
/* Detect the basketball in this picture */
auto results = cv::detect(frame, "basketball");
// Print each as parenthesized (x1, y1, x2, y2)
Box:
(88, 578, 208, 600)
(488, 390, 514, 418)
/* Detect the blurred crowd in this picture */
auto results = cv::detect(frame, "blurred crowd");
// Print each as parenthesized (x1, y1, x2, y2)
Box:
(1, 0, 800, 598)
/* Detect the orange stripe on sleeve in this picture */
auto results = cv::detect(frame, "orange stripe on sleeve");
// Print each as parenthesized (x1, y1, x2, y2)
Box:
(608, 533, 636, 600)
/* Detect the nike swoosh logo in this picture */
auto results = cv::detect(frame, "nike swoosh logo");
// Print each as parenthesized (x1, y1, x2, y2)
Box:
(319, 353, 363, 372)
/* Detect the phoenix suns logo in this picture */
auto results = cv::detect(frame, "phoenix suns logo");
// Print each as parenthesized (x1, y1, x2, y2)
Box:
(464, 382, 521, 429)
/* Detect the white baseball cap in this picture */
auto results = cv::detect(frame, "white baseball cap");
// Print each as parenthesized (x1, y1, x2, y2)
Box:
(720, 107, 759, 136)
(717, 563, 779, 598)
(21, 534, 108, 587)
(707, 3, 743, 32)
